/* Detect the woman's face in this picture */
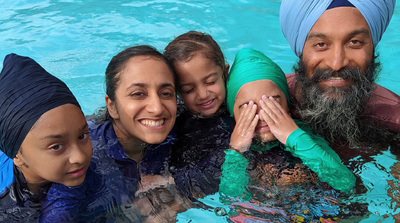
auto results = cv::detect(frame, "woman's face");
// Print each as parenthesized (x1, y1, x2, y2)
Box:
(108, 55, 177, 144)
(233, 80, 289, 143)
(174, 53, 226, 117)
(15, 104, 92, 187)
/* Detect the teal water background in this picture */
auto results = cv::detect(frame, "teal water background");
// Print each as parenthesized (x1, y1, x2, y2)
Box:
(1, 0, 399, 115)
(1, 1, 400, 222)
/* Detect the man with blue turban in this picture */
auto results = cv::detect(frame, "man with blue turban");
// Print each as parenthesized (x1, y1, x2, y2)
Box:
(280, 0, 400, 153)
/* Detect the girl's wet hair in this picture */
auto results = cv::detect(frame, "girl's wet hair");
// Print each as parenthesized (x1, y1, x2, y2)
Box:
(164, 31, 227, 81)
(95, 45, 176, 122)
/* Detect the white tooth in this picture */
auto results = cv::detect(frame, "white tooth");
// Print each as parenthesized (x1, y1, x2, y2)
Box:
(329, 77, 344, 81)
(201, 100, 213, 106)
(141, 119, 164, 127)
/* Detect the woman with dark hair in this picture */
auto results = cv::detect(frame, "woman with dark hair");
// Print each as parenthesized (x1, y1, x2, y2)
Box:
(41, 45, 187, 222)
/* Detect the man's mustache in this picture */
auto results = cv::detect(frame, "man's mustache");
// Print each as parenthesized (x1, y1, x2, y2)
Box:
(310, 66, 362, 83)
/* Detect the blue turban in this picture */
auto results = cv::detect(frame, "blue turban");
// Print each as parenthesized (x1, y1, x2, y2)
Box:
(0, 54, 81, 159)
(280, 0, 396, 57)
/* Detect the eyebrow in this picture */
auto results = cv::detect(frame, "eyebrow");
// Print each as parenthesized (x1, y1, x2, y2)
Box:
(349, 29, 371, 37)
(127, 82, 175, 89)
(180, 73, 218, 87)
(307, 28, 371, 41)
(40, 123, 88, 140)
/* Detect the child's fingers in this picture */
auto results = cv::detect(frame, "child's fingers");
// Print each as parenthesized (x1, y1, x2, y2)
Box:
(237, 101, 253, 124)
(230, 102, 259, 153)
(238, 102, 257, 137)
(248, 114, 259, 134)
(266, 95, 288, 115)
(259, 109, 275, 127)
(259, 98, 280, 124)
(234, 101, 257, 137)
(261, 95, 284, 116)
(260, 96, 289, 123)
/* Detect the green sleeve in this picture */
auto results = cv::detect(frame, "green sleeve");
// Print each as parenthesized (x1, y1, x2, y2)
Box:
(285, 122, 356, 192)
(219, 149, 250, 197)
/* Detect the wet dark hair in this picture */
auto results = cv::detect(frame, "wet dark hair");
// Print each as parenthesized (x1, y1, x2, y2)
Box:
(164, 31, 227, 82)
(94, 45, 177, 123)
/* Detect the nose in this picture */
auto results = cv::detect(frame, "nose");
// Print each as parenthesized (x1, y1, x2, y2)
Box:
(69, 145, 90, 165)
(326, 45, 349, 71)
(146, 94, 163, 115)
(197, 85, 209, 99)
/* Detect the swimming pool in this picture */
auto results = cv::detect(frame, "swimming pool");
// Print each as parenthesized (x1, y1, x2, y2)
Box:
(1, 1, 400, 222)
(1, 0, 399, 115)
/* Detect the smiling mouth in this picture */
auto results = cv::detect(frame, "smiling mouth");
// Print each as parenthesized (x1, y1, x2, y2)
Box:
(67, 166, 87, 178)
(140, 119, 165, 127)
(327, 77, 345, 81)
(68, 167, 83, 174)
(198, 99, 216, 108)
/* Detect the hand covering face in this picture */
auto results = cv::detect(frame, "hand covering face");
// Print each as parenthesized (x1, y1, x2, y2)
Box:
(0, 54, 80, 158)
(280, 0, 396, 56)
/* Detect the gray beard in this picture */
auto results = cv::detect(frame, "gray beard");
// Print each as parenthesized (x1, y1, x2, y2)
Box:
(294, 59, 383, 147)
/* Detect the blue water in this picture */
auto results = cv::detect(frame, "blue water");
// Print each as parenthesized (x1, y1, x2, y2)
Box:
(1, 0, 399, 115)
(1, 1, 400, 222)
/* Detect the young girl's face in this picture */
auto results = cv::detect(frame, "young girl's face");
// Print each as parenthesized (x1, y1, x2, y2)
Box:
(15, 104, 92, 187)
(107, 56, 177, 144)
(174, 53, 226, 117)
(233, 80, 289, 143)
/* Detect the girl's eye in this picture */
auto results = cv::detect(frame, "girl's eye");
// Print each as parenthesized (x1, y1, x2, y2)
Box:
(205, 81, 216, 85)
(79, 132, 89, 141)
(50, 144, 63, 151)
(183, 88, 194, 94)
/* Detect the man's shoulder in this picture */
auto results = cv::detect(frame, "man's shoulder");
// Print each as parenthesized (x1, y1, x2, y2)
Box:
(364, 84, 400, 131)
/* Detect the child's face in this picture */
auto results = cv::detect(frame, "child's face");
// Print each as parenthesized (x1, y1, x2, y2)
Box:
(15, 104, 92, 187)
(233, 80, 289, 143)
(107, 56, 177, 144)
(175, 53, 226, 117)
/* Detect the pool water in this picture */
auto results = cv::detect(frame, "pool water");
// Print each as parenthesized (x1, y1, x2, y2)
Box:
(1, 0, 399, 115)
(1, 1, 400, 222)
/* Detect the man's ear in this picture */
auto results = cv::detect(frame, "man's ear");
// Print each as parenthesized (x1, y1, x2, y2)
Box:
(105, 95, 119, 120)
(13, 152, 25, 167)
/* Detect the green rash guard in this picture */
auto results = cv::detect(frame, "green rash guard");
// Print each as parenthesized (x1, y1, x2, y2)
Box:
(219, 120, 356, 198)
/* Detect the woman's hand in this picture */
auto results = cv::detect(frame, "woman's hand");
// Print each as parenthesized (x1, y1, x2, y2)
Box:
(230, 101, 259, 153)
(259, 95, 299, 145)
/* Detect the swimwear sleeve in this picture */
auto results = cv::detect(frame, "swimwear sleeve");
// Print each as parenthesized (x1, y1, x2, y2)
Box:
(219, 149, 250, 197)
(0, 151, 15, 194)
(285, 123, 356, 192)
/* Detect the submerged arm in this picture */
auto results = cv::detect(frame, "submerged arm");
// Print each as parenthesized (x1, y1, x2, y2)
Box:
(285, 123, 356, 192)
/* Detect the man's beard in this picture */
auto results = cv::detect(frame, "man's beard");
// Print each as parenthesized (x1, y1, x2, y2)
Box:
(294, 56, 392, 147)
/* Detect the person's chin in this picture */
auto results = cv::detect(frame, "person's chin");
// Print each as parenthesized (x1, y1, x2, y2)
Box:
(64, 178, 86, 187)
(254, 133, 276, 143)
(143, 135, 167, 144)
